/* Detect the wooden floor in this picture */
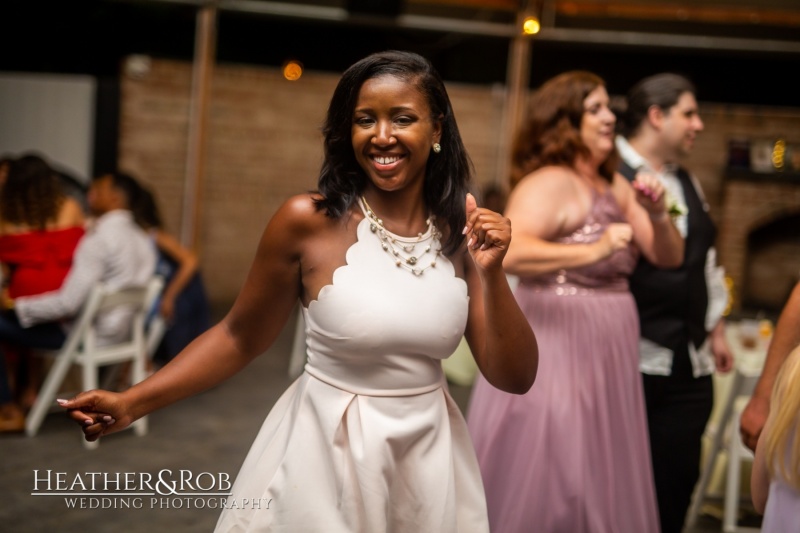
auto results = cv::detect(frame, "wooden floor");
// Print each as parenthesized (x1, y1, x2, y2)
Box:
(1, 311, 760, 532)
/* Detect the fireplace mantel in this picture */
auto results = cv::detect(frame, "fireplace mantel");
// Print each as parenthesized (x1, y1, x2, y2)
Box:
(718, 173, 800, 313)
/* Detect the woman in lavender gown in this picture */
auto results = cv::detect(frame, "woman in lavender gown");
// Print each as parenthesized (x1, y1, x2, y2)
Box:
(466, 71, 684, 533)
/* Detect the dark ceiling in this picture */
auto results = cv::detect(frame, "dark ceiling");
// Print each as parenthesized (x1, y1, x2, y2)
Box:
(2, 0, 799, 106)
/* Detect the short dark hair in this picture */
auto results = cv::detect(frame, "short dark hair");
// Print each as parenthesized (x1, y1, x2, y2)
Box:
(97, 171, 142, 209)
(314, 50, 474, 256)
(618, 73, 696, 138)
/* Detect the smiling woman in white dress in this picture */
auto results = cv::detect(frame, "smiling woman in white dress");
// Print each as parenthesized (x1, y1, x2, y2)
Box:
(58, 50, 538, 532)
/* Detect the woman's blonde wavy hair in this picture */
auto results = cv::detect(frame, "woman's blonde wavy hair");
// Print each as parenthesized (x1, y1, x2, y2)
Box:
(763, 343, 800, 489)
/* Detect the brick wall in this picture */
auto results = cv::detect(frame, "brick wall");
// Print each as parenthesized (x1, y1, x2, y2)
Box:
(118, 57, 800, 312)
(683, 106, 800, 313)
(718, 179, 800, 313)
(684, 106, 800, 223)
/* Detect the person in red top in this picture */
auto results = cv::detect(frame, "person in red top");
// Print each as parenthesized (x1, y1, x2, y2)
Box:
(0, 228, 85, 298)
(0, 154, 85, 432)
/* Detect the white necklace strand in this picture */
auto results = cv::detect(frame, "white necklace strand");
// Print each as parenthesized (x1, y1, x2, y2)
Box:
(360, 196, 441, 276)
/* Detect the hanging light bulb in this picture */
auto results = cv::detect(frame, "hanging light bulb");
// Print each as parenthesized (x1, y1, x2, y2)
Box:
(522, 16, 541, 35)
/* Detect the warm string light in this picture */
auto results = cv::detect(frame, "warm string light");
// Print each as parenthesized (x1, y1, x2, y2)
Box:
(522, 16, 540, 35)
(282, 60, 303, 81)
(772, 138, 786, 171)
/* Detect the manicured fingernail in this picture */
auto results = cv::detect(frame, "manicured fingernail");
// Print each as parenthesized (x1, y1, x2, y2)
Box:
(56, 399, 68, 406)
(480, 243, 489, 250)
(84, 419, 93, 426)
(467, 237, 473, 247)
(102, 415, 113, 422)
(107, 419, 116, 426)
(462, 225, 469, 235)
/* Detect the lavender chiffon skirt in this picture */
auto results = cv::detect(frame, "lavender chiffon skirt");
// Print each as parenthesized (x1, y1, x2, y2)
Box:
(467, 287, 660, 533)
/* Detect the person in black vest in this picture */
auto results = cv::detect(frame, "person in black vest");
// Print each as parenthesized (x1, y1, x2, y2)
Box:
(615, 73, 734, 533)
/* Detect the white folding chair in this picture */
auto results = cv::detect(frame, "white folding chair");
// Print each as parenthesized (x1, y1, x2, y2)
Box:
(684, 367, 762, 532)
(145, 313, 167, 359)
(25, 276, 164, 449)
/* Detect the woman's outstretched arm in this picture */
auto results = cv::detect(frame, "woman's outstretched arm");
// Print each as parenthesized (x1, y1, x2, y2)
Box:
(59, 195, 316, 441)
(151, 229, 200, 322)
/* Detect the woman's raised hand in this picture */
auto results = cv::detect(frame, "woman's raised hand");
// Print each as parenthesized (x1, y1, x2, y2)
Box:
(632, 170, 668, 219)
(462, 192, 511, 271)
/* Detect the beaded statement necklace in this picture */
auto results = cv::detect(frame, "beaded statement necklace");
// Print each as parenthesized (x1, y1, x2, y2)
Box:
(360, 196, 442, 277)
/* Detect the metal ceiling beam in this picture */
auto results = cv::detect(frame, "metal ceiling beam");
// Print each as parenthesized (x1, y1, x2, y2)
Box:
(538, 27, 800, 54)
(115, 0, 800, 54)
(218, 0, 348, 21)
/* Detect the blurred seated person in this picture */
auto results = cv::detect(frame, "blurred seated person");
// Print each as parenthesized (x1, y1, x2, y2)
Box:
(131, 181, 211, 364)
(0, 154, 86, 297)
(0, 171, 156, 431)
(55, 166, 89, 214)
(0, 154, 85, 431)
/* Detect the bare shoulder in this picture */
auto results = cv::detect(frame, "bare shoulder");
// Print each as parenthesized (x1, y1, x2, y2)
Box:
(515, 166, 575, 194)
(265, 193, 340, 239)
(59, 196, 86, 226)
(610, 171, 632, 191)
(509, 166, 577, 207)
(610, 172, 634, 209)
(272, 193, 324, 225)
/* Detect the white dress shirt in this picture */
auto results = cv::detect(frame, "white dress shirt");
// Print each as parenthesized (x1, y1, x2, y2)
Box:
(616, 136, 729, 377)
(16, 209, 157, 345)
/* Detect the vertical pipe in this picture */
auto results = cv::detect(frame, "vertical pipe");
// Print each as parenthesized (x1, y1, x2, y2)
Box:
(496, 9, 532, 189)
(181, 3, 217, 251)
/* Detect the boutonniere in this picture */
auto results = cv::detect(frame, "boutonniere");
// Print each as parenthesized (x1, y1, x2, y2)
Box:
(665, 190, 687, 219)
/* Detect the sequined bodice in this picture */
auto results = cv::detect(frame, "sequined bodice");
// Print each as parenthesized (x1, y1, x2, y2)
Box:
(520, 188, 639, 294)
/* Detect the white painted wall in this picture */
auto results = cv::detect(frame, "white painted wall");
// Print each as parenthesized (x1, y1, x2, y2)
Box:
(0, 72, 95, 182)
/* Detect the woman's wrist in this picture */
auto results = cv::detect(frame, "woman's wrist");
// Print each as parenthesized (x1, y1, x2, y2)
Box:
(648, 210, 669, 223)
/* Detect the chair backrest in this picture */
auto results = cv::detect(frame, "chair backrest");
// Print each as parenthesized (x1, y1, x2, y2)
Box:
(59, 276, 164, 356)
(24, 276, 165, 443)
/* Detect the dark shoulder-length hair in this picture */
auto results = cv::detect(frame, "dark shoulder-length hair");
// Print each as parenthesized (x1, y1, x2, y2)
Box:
(0, 153, 65, 229)
(131, 184, 163, 230)
(314, 50, 474, 256)
(510, 70, 617, 188)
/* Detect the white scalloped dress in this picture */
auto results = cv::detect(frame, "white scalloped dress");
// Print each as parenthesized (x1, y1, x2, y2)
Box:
(215, 210, 488, 532)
